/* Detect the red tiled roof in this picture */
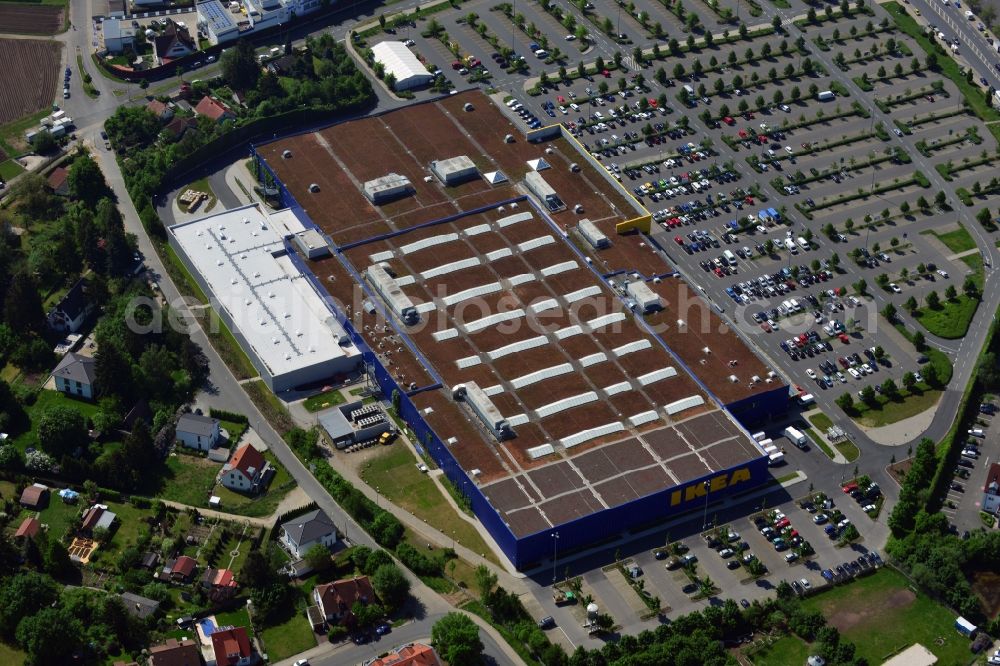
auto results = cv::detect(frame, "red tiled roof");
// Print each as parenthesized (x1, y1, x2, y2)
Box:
(147, 99, 170, 117)
(227, 443, 265, 480)
(149, 637, 202, 666)
(985, 463, 1000, 495)
(369, 643, 441, 666)
(214, 568, 237, 588)
(194, 96, 233, 121)
(316, 576, 375, 616)
(81, 505, 105, 531)
(172, 555, 197, 577)
(47, 166, 68, 190)
(211, 626, 252, 666)
(20, 485, 48, 507)
(15, 517, 40, 539)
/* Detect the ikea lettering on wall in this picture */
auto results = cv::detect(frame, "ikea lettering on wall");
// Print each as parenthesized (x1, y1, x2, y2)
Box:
(670, 468, 752, 506)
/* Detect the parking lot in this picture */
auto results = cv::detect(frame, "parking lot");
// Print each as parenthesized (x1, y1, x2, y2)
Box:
(940, 399, 998, 533)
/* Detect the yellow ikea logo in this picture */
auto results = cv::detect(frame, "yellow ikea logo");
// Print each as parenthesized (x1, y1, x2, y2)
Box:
(670, 468, 752, 506)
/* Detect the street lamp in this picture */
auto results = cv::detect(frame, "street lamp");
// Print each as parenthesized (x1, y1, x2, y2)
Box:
(551, 532, 560, 585)
(701, 480, 712, 529)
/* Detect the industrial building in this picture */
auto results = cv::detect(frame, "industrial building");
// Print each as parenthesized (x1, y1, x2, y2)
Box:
(168, 204, 362, 392)
(454, 382, 512, 440)
(196, 0, 241, 45)
(430, 155, 478, 185)
(370, 41, 434, 91)
(101, 19, 135, 54)
(577, 218, 610, 249)
(318, 400, 393, 449)
(524, 170, 565, 212)
(626, 280, 662, 312)
(363, 173, 413, 204)
(365, 263, 417, 323)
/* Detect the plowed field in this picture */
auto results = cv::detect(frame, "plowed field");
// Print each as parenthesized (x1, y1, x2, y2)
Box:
(0, 3, 63, 35)
(0, 38, 61, 125)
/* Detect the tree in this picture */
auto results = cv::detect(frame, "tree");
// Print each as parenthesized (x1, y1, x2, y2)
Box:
(473, 564, 497, 601)
(881, 378, 898, 397)
(924, 362, 940, 387)
(964, 275, 979, 297)
(4, 272, 45, 337)
(945, 284, 957, 300)
(372, 563, 410, 610)
(0, 572, 59, 638)
(16, 606, 82, 664)
(925, 290, 940, 309)
(854, 278, 867, 295)
(353, 600, 385, 628)
(67, 154, 109, 208)
(37, 405, 88, 458)
(904, 296, 918, 313)
(912, 330, 926, 351)
(902, 371, 916, 390)
(860, 385, 877, 406)
(432, 612, 483, 665)
(772, 15, 782, 30)
(220, 39, 260, 90)
(304, 543, 331, 571)
(42, 537, 74, 579)
(935, 190, 947, 208)
(836, 392, 855, 411)
(881, 303, 897, 322)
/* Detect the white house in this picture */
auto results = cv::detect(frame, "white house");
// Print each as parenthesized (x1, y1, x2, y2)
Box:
(47, 278, 93, 333)
(984, 463, 1000, 514)
(279, 509, 337, 558)
(219, 444, 272, 495)
(52, 352, 97, 400)
(102, 19, 136, 54)
(175, 413, 221, 450)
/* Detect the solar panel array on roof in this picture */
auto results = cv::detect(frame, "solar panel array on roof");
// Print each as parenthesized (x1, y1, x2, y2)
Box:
(511, 363, 573, 389)
(497, 211, 532, 228)
(464, 309, 525, 333)
(665, 395, 706, 415)
(562, 422, 625, 448)
(638, 367, 677, 386)
(422, 257, 480, 279)
(518, 235, 555, 253)
(540, 261, 578, 277)
(487, 335, 547, 360)
(613, 339, 653, 357)
(399, 232, 458, 255)
(536, 392, 598, 418)
(587, 312, 627, 330)
(441, 282, 501, 307)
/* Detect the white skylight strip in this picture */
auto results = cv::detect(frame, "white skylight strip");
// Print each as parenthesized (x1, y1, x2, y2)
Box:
(497, 211, 533, 228)
(432, 328, 459, 342)
(665, 395, 706, 415)
(579, 352, 607, 367)
(587, 312, 626, 330)
(464, 308, 525, 333)
(564, 286, 602, 303)
(562, 422, 625, 449)
(638, 367, 677, 386)
(535, 391, 598, 418)
(441, 282, 501, 307)
(540, 261, 578, 277)
(487, 335, 547, 360)
(421, 257, 480, 279)
(511, 363, 573, 389)
(613, 339, 653, 357)
(399, 232, 459, 256)
(518, 235, 555, 253)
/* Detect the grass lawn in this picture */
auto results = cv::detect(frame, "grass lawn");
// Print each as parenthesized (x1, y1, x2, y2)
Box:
(159, 453, 221, 506)
(215, 607, 253, 635)
(808, 413, 861, 461)
(835, 440, 861, 462)
(747, 634, 811, 666)
(803, 425, 837, 460)
(303, 389, 346, 413)
(175, 176, 218, 214)
(0, 641, 26, 666)
(960, 254, 985, 288)
(913, 295, 979, 339)
(848, 388, 943, 427)
(0, 159, 24, 181)
(11, 389, 102, 452)
(921, 223, 977, 254)
(0, 108, 50, 157)
(34, 498, 82, 540)
(801, 568, 972, 664)
(359, 444, 499, 564)
(258, 610, 316, 662)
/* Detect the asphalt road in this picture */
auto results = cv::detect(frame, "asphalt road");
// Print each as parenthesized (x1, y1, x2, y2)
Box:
(908, 0, 1000, 86)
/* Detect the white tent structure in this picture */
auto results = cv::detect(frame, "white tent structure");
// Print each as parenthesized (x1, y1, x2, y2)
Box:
(483, 170, 508, 185)
(527, 158, 551, 171)
(370, 41, 433, 91)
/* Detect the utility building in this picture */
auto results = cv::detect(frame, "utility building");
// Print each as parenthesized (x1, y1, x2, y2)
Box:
(363, 173, 413, 204)
(370, 41, 434, 91)
(627, 280, 662, 313)
(366, 263, 418, 324)
(293, 229, 330, 260)
(577, 218, 610, 249)
(430, 156, 478, 185)
(454, 382, 511, 440)
(524, 171, 565, 212)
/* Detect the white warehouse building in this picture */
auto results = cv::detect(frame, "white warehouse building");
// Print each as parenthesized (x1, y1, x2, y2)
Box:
(168, 204, 362, 392)
(196, 0, 240, 45)
(370, 41, 433, 91)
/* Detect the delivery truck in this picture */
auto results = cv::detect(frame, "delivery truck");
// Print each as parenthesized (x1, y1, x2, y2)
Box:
(783, 426, 808, 448)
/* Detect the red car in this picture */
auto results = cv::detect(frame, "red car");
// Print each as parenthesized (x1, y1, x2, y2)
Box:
(842, 482, 859, 493)
(761, 322, 772, 332)
(838, 333, 850, 343)
(838, 357, 849, 368)
(723, 116, 735, 125)
(714, 267, 724, 277)
(775, 518, 791, 529)
(674, 235, 684, 245)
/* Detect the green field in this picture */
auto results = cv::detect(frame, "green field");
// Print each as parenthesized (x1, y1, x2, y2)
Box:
(921, 224, 977, 254)
(258, 607, 316, 661)
(360, 443, 499, 564)
(0, 159, 24, 181)
(748, 634, 812, 665)
(914, 295, 979, 339)
(159, 454, 222, 506)
(303, 388, 346, 413)
(11, 389, 102, 452)
(0, 641, 26, 666)
(800, 568, 973, 664)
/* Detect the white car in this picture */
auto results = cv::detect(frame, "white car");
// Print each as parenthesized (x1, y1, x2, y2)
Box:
(937, 269, 949, 278)
(565, 34, 576, 40)
(779, 104, 791, 112)
(806, 368, 817, 379)
(862, 504, 876, 512)
(799, 578, 811, 590)
(837, 372, 847, 383)
(889, 283, 901, 293)
(848, 368, 861, 379)
(784, 146, 793, 154)
(293, 660, 310, 666)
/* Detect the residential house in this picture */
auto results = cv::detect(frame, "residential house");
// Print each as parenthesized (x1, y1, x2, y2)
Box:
(279, 508, 337, 559)
(313, 576, 375, 625)
(365, 643, 442, 666)
(219, 444, 272, 495)
(147, 99, 175, 123)
(14, 517, 40, 540)
(176, 413, 221, 451)
(165, 555, 198, 582)
(200, 567, 238, 601)
(52, 351, 97, 399)
(139, 551, 160, 570)
(47, 277, 93, 333)
(266, 54, 296, 75)
(984, 463, 1000, 514)
(120, 592, 161, 620)
(148, 637, 203, 666)
(194, 96, 235, 123)
(153, 20, 196, 65)
(210, 626, 258, 666)
(20, 483, 49, 510)
(163, 116, 198, 142)
(47, 166, 70, 196)
(80, 504, 118, 535)
(102, 18, 136, 54)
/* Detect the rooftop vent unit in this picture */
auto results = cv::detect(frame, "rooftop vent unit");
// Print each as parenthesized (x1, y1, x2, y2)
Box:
(570, 162, 580, 172)
(470, 468, 481, 477)
(545, 147, 554, 154)
(729, 375, 738, 383)
(653, 277, 661, 284)
(573, 204, 583, 213)
(308, 183, 320, 192)
(504, 134, 514, 143)
(282, 149, 292, 158)
(463, 102, 474, 111)
(677, 319, 685, 327)
(242, 217, 250, 224)
(702, 347, 711, 354)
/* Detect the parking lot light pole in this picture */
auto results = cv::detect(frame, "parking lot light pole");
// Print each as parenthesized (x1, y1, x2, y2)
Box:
(701, 480, 712, 529)
(551, 532, 560, 584)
